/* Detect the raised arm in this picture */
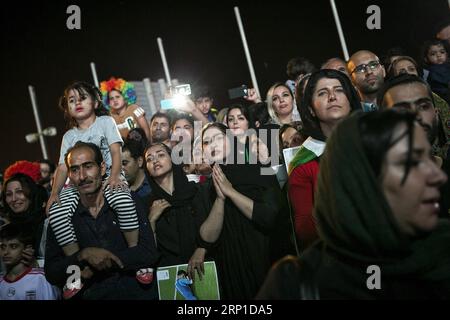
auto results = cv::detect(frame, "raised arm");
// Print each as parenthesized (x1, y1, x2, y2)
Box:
(199, 171, 226, 243)
(135, 108, 151, 141)
(46, 163, 68, 214)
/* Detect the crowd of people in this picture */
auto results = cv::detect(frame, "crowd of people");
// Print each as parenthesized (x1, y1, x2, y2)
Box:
(1, 20, 450, 300)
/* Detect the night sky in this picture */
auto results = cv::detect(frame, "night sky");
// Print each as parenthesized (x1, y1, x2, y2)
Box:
(1, 0, 449, 172)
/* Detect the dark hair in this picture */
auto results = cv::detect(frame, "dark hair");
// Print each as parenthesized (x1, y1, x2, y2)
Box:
(64, 141, 104, 169)
(299, 69, 361, 141)
(123, 139, 144, 161)
(226, 105, 251, 128)
(177, 270, 188, 277)
(320, 57, 346, 69)
(359, 110, 417, 184)
(2, 173, 47, 224)
(127, 127, 149, 149)
(59, 81, 110, 128)
(279, 121, 305, 148)
(421, 39, 450, 66)
(279, 121, 304, 138)
(286, 57, 316, 80)
(193, 86, 213, 100)
(296, 73, 312, 104)
(382, 46, 405, 69)
(377, 74, 434, 109)
(143, 142, 173, 180)
(38, 159, 56, 174)
(172, 113, 195, 130)
(144, 142, 172, 160)
(150, 112, 171, 125)
(248, 102, 270, 128)
(0, 223, 35, 247)
(386, 56, 424, 79)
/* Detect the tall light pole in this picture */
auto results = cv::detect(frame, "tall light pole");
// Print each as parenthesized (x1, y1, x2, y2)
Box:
(234, 7, 260, 98)
(27, 85, 55, 159)
(329, 0, 349, 61)
(157, 37, 172, 87)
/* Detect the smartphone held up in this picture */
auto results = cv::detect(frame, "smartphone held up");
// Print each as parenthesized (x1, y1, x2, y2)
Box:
(160, 84, 191, 110)
(228, 85, 248, 99)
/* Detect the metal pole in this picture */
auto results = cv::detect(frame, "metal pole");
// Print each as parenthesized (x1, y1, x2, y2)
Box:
(28, 85, 48, 159)
(329, 0, 349, 61)
(143, 78, 158, 116)
(157, 37, 172, 87)
(234, 7, 260, 98)
(90, 62, 99, 87)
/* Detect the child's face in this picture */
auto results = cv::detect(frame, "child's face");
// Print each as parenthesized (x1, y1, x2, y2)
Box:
(195, 97, 213, 115)
(67, 89, 97, 122)
(427, 44, 448, 65)
(0, 239, 25, 269)
(108, 90, 126, 111)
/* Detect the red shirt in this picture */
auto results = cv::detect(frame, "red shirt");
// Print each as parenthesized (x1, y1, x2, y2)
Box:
(288, 159, 320, 250)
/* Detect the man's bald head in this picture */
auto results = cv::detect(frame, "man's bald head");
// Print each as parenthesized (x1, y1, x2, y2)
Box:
(347, 50, 386, 102)
(347, 50, 380, 73)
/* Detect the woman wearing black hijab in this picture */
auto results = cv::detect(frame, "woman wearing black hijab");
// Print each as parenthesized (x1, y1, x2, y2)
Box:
(258, 110, 450, 299)
(196, 123, 282, 299)
(144, 143, 208, 277)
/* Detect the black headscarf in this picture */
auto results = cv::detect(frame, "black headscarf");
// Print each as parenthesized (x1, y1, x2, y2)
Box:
(146, 164, 198, 207)
(314, 111, 450, 289)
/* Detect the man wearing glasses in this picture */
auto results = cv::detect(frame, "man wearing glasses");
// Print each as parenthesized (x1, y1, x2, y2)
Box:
(347, 50, 386, 112)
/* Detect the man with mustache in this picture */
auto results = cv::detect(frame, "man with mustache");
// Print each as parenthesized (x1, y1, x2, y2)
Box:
(149, 112, 171, 148)
(45, 141, 160, 299)
(347, 50, 386, 112)
(377, 73, 449, 219)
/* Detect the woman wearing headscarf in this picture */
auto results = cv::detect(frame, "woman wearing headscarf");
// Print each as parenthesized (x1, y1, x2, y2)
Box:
(144, 143, 208, 278)
(258, 110, 450, 299)
(196, 123, 282, 299)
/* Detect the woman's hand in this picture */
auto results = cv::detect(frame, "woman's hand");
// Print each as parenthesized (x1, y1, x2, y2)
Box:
(244, 88, 262, 104)
(187, 248, 206, 281)
(174, 97, 196, 114)
(213, 164, 234, 198)
(212, 170, 226, 200)
(250, 135, 270, 164)
(148, 199, 171, 231)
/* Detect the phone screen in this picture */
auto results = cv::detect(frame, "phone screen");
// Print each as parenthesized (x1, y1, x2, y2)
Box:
(228, 85, 248, 99)
(160, 99, 175, 110)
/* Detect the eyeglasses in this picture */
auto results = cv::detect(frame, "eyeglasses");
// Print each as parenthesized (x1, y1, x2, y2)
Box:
(351, 61, 381, 75)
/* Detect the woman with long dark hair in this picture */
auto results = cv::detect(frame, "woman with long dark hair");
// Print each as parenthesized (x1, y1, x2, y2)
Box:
(288, 69, 361, 250)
